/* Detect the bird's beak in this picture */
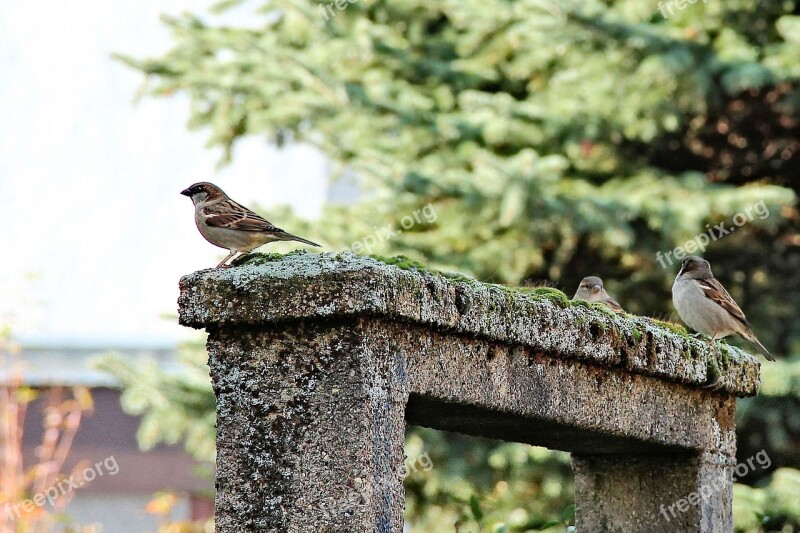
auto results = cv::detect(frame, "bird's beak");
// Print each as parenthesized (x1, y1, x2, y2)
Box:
(592, 285, 601, 293)
(180, 188, 192, 197)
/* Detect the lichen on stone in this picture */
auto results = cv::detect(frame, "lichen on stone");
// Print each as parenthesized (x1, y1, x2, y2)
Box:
(368, 254, 431, 272)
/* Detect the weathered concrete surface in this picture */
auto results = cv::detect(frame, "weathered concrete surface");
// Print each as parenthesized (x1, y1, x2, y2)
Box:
(207, 322, 407, 533)
(179, 251, 762, 533)
(572, 454, 733, 532)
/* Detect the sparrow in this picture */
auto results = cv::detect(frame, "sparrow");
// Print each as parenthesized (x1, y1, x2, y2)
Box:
(181, 182, 320, 268)
(672, 255, 774, 361)
(573, 276, 624, 314)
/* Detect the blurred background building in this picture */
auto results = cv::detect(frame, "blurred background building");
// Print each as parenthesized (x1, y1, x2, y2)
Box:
(8, 340, 211, 532)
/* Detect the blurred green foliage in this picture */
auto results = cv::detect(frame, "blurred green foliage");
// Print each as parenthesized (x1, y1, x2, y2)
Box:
(110, 0, 800, 530)
(404, 429, 574, 532)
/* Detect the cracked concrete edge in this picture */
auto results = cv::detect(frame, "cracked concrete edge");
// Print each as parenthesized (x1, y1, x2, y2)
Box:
(178, 251, 760, 397)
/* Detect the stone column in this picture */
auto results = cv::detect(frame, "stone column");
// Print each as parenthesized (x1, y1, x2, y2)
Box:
(573, 451, 734, 532)
(207, 321, 407, 532)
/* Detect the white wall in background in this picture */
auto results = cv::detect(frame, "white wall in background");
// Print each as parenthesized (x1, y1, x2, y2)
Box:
(0, 1, 328, 344)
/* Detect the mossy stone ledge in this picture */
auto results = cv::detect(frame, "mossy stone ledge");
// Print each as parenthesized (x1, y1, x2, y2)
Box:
(179, 251, 760, 397)
(178, 251, 762, 532)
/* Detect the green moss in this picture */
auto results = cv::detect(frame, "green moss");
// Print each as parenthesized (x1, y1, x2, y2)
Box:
(525, 287, 570, 308)
(652, 319, 690, 338)
(563, 298, 617, 319)
(233, 250, 307, 266)
(706, 356, 722, 384)
(369, 255, 485, 290)
(440, 271, 483, 287)
(593, 302, 618, 317)
(569, 298, 594, 310)
(361, 255, 570, 310)
(368, 254, 431, 272)
(630, 327, 644, 342)
(475, 283, 571, 309)
(717, 342, 731, 368)
(477, 283, 571, 310)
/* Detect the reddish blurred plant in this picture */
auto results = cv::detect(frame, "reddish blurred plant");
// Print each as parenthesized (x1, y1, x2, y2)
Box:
(0, 326, 95, 533)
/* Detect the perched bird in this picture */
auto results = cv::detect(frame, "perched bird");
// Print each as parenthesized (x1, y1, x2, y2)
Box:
(672, 255, 774, 361)
(573, 276, 624, 314)
(181, 182, 320, 268)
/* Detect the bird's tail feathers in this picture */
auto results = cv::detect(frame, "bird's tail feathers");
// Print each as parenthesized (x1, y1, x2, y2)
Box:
(745, 332, 775, 361)
(280, 232, 321, 247)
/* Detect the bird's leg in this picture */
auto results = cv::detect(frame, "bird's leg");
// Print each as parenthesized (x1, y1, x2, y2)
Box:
(216, 250, 238, 268)
(232, 251, 254, 266)
(228, 250, 248, 265)
(709, 333, 720, 356)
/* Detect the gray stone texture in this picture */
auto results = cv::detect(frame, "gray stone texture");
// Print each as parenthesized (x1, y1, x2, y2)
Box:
(179, 252, 761, 532)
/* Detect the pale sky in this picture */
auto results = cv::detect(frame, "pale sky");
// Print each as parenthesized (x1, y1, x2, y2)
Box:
(0, 1, 328, 346)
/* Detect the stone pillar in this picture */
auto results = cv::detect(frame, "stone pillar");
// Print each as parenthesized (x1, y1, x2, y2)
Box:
(207, 321, 407, 532)
(573, 452, 733, 532)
